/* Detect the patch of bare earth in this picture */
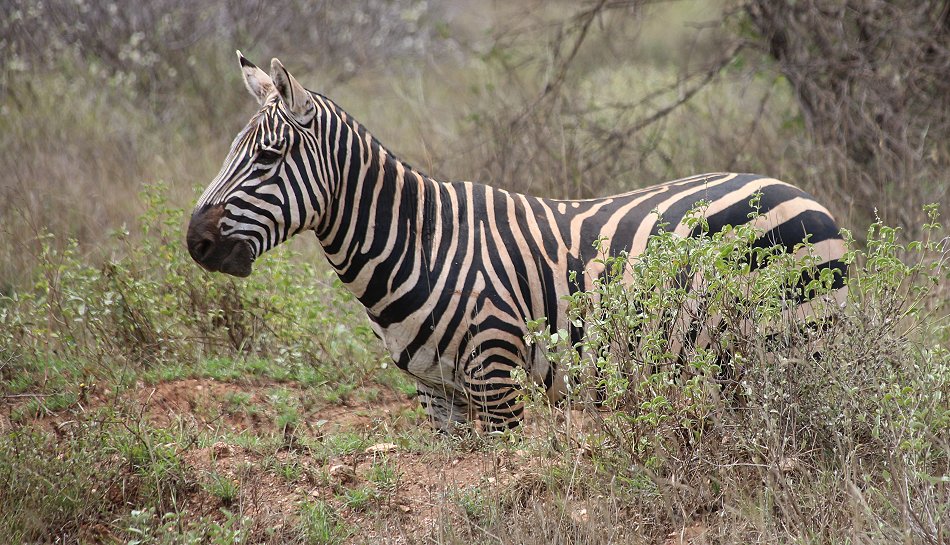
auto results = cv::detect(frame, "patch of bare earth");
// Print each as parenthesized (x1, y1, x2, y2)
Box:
(179, 440, 534, 544)
(18, 378, 536, 542)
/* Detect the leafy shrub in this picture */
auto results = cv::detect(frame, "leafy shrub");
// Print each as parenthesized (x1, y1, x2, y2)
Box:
(0, 182, 383, 397)
(0, 426, 124, 543)
(122, 506, 249, 545)
(524, 204, 949, 542)
(0, 414, 219, 543)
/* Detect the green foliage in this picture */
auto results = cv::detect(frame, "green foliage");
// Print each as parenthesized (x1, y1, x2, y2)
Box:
(266, 456, 304, 483)
(0, 417, 226, 544)
(340, 486, 377, 512)
(0, 426, 119, 543)
(367, 458, 399, 492)
(323, 431, 370, 457)
(202, 472, 239, 506)
(0, 182, 384, 402)
(454, 485, 494, 523)
(269, 387, 303, 435)
(297, 500, 351, 545)
(524, 203, 949, 542)
(529, 201, 841, 458)
(123, 507, 249, 545)
(222, 391, 254, 414)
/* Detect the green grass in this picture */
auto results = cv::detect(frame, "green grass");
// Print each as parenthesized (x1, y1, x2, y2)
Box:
(297, 500, 351, 545)
(202, 472, 239, 506)
(265, 455, 304, 484)
(454, 485, 494, 523)
(121, 507, 250, 545)
(367, 458, 399, 492)
(323, 431, 370, 457)
(340, 486, 377, 512)
(9, 391, 79, 422)
(222, 391, 255, 414)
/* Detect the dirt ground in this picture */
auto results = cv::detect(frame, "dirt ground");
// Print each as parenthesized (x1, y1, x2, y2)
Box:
(5, 377, 716, 544)
(11, 377, 548, 543)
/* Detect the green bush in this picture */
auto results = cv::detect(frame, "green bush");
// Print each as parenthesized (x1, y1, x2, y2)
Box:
(524, 203, 949, 542)
(0, 182, 383, 399)
(0, 426, 123, 543)
(297, 500, 351, 545)
(0, 415, 217, 543)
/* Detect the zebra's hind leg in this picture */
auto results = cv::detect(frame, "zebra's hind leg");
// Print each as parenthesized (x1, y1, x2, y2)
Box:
(475, 392, 524, 432)
(415, 382, 474, 434)
(463, 353, 526, 432)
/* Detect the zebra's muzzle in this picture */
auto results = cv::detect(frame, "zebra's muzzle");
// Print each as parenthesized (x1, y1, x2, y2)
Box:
(187, 205, 255, 278)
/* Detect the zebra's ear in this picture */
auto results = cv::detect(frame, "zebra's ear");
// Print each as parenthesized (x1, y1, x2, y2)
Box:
(270, 58, 315, 124)
(237, 50, 274, 105)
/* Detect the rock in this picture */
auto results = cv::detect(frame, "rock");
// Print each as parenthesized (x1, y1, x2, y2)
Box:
(570, 507, 589, 523)
(778, 457, 800, 472)
(329, 464, 357, 483)
(212, 441, 234, 459)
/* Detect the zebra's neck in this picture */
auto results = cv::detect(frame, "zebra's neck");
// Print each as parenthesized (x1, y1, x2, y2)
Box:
(313, 105, 441, 327)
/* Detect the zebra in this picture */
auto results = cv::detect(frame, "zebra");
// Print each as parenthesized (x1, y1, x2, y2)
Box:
(187, 52, 848, 432)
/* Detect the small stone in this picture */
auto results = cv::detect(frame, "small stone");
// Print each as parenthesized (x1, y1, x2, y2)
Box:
(778, 457, 799, 472)
(329, 464, 357, 483)
(212, 442, 234, 459)
(571, 507, 589, 523)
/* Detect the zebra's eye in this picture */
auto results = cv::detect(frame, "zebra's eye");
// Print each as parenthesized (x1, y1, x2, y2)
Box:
(257, 147, 282, 164)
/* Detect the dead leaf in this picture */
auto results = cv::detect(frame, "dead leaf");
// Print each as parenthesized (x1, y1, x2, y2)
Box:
(364, 442, 398, 454)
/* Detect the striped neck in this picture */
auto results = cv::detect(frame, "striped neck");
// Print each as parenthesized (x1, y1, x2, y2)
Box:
(312, 101, 439, 321)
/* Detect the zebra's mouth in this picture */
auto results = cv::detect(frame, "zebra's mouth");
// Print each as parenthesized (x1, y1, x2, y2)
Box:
(189, 235, 254, 278)
(217, 238, 255, 277)
(186, 205, 255, 278)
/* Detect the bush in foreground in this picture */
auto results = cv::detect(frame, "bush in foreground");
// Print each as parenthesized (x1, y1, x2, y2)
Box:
(512, 204, 949, 543)
(0, 183, 383, 407)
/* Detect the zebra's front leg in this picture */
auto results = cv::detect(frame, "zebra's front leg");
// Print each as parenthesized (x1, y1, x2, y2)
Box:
(415, 382, 474, 433)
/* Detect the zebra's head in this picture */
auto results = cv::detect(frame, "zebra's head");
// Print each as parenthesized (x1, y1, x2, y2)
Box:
(187, 51, 321, 277)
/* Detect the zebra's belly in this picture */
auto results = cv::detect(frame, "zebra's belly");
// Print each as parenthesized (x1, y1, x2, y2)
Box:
(402, 344, 466, 394)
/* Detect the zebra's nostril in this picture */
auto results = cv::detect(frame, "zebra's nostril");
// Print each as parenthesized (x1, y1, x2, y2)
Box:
(194, 238, 213, 259)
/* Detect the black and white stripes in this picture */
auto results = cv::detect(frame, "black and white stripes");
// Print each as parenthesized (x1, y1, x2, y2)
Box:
(188, 53, 847, 431)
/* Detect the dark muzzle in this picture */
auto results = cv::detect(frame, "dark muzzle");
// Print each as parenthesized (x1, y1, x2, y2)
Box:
(186, 204, 255, 277)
